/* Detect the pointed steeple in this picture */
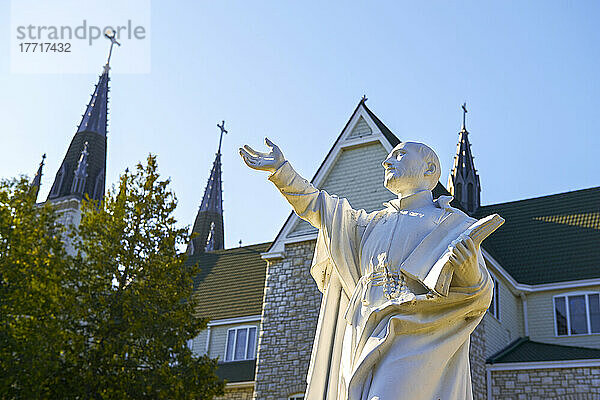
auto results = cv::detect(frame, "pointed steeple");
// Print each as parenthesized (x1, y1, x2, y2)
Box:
(47, 31, 119, 203)
(75, 65, 110, 136)
(448, 103, 481, 214)
(30, 153, 46, 201)
(188, 122, 227, 255)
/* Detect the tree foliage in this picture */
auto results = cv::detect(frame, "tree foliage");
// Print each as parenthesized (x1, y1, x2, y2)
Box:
(0, 156, 224, 399)
(0, 177, 73, 398)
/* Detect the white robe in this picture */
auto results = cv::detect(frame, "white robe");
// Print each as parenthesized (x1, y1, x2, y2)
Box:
(269, 162, 493, 400)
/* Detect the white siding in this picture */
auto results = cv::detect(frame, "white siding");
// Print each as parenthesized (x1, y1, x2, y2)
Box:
(347, 116, 372, 139)
(207, 322, 261, 360)
(483, 269, 525, 357)
(288, 142, 393, 236)
(190, 328, 209, 356)
(527, 286, 600, 349)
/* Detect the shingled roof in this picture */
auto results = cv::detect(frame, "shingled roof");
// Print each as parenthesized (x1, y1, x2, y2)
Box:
(488, 337, 600, 364)
(475, 187, 600, 285)
(188, 242, 270, 320)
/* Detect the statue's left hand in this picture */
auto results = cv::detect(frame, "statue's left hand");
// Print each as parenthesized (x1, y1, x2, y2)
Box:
(239, 138, 286, 173)
(448, 236, 481, 287)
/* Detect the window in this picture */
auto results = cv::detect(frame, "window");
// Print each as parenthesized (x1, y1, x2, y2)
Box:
(289, 394, 304, 400)
(455, 183, 462, 203)
(554, 293, 600, 336)
(488, 275, 500, 320)
(224, 326, 257, 361)
(467, 183, 474, 211)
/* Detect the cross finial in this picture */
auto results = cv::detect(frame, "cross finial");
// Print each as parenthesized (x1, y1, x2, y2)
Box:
(361, 95, 368, 103)
(461, 102, 468, 130)
(217, 120, 228, 154)
(104, 28, 121, 68)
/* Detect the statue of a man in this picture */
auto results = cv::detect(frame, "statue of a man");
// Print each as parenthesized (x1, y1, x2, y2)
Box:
(240, 138, 499, 400)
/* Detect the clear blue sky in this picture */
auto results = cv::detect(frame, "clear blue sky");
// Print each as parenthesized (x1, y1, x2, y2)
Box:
(1, 1, 599, 248)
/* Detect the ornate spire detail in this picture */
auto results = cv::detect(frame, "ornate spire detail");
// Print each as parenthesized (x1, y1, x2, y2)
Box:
(76, 30, 118, 136)
(47, 33, 118, 202)
(71, 142, 89, 194)
(188, 123, 227, 255)
(448, 102, 481, 214)
(30, 153, 46, 201)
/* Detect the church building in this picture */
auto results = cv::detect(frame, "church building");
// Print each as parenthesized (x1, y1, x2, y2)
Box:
(28, 34, 600, 398)
(189, 99, 600, 399)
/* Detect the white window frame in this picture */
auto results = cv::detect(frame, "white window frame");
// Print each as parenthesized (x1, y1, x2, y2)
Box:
(553, 291, 600, 337)
(223, 325, 257, 362)
(488, 274, 500, 320)
(288, 394, 304, 400)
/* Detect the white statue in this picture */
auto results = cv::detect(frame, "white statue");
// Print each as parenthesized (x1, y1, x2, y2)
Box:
(240, 138, 503, 400)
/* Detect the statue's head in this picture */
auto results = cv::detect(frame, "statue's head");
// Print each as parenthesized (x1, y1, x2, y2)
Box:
(382, 142, 441, 196)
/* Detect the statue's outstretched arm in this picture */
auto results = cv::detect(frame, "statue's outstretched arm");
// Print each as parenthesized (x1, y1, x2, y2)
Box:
(239, 138, 330, 229)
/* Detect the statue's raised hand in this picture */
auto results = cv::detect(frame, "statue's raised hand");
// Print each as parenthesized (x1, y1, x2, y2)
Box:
(239, 138, 285, 173)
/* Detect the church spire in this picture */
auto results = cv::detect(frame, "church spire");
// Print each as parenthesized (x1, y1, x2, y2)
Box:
(188, 122, 227, 255)
(30, 153, 46, 201)
(47, 31, 119, 203)
(448, 102, 481, 214)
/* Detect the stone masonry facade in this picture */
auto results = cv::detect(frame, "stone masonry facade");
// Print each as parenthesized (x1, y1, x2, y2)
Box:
(254, 240, 321, 400)
(254, 239, 490, 399)
(216, 386, 254, 400)
(491, 367, 600, 399)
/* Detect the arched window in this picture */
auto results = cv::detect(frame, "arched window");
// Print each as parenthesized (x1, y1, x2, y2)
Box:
(93, 169, 105, 200)
(467, 183, 474, 211)
(455, 182, 463, 202)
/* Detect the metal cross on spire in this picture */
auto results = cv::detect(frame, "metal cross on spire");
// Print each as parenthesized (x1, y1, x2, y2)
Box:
(104, 28, 121, 68)
(361, 94, 368, 103)
(217, 120, 228, 154)
(461, 102, 468, 130)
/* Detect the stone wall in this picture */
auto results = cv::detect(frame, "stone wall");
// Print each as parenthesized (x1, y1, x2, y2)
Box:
(470, 319, 487, 400)
(491, 367, 600, 399)
(254, 240, 321, 400)
(216, 386, 254, 400)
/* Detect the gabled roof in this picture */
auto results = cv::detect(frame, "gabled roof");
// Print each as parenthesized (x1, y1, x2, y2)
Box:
(263, 99, 402, 256)
(488, 337, 600, 364)
(363, 104, 400, 147)
(189, 242, 270, 320)
(475, 187, 600, 285)
(263, 99, 451, 257)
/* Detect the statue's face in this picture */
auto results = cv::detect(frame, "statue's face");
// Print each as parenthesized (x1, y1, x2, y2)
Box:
(382, 143, 429, 195)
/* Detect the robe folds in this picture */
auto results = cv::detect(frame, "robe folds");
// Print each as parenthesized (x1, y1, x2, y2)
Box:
(269, 162, 493, 400)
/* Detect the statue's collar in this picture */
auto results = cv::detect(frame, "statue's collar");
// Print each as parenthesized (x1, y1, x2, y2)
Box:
(384, 190, 433, 211)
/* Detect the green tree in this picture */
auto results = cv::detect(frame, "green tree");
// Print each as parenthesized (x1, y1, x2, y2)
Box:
(0, 156, 224, 399)
(0, 177, 74, 398)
